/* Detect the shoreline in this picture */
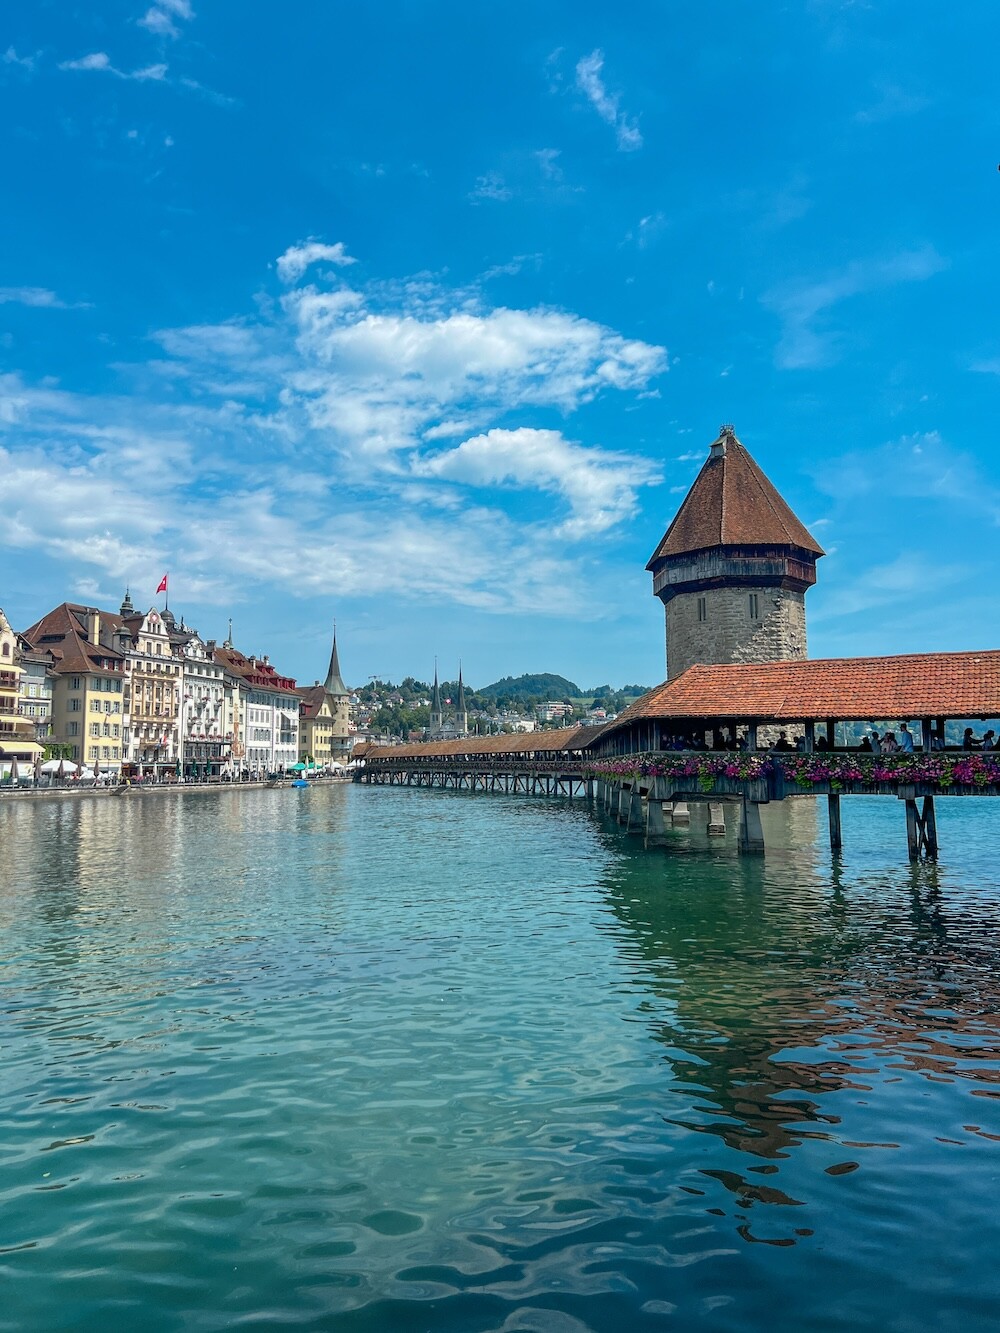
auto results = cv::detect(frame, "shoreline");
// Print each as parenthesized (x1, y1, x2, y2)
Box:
(0, 777, 353, 804)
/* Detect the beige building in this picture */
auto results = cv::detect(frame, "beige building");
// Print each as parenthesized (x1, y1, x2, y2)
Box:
(296, 629, 353, 768)
(20, 604, 127, 770)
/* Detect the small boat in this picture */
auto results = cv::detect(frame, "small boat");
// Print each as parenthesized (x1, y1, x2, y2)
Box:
(291, 779, 310, 789)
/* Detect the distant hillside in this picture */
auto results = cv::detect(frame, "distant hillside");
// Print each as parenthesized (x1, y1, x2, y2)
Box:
(477, 673, 581, 702)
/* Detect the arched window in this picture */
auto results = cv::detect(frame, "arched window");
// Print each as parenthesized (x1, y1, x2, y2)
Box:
(1, 643, 9, 657)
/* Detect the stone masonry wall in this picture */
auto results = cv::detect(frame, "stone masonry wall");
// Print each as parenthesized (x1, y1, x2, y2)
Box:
(665, 585, 807, 679)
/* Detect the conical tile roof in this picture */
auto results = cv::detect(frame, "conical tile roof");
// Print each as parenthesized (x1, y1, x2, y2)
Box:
(647, 427, 824, 566)
(324, 630, 348, 696)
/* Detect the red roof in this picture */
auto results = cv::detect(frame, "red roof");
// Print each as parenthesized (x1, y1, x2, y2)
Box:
(603, 650, 1000, 728)
(367, 726, 590, 760)
(648, 429, 824, 565)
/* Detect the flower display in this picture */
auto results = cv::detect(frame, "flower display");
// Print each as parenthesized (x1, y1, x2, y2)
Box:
(590, 751, 1000, 793)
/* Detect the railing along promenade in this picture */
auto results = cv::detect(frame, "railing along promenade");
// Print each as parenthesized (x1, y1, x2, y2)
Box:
(360, 745, 1000, 861)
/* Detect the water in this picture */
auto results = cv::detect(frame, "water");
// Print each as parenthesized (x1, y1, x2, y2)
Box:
(1, 785, 999, 1332)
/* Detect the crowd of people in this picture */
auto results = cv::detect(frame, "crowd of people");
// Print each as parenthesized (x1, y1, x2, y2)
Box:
(658, 722, 1000, 754)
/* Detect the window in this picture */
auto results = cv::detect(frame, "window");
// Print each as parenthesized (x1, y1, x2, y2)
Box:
(70, 677, 81, 690)
(90, 723, 101, 737)
(697, 596, 707, 622)
(69, 698, 81, 712)
(67, 721, 79, 737)
(89, 745, 98, 760)
(749, 593, 760, 620)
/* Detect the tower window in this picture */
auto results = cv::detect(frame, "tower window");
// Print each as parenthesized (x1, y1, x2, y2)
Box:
(749, 593, 760, 620)
(697, 596, 707, 622)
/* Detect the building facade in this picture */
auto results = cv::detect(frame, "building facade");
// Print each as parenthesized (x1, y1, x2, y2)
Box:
(20, 604, 127, 770)
(178, 632, 232, 774)
(297, 630, 355, 767)
(1, 607, 43, 763)
(213, 645, 299, 774)
(119, 606, 182, 776)
(646, 426, 824, 680)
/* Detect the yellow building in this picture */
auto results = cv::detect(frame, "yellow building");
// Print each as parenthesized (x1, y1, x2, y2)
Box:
(20, 604, 126, 771)
(296, 629, 353, 768)
(0, 607, 43, 765)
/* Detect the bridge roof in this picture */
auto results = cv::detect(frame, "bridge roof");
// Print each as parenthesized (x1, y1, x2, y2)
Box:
(365, 725, 591, 760)
(603, 650, 1000, 729)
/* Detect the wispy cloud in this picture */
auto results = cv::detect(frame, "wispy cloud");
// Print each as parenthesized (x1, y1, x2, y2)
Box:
(59, 51, 168, 81)
(855, 81, 928, 125)
(762, 247, 947, 369)
(0, 286, 90, 310)
(139, 0, 194, 39)
(276, 240, 356, 284)
(470, 171, 512, 202)
(575, 50, 642, 152)
(2, 46, 37, 72)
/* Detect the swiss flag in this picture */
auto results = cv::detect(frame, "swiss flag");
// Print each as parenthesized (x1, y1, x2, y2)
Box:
(156, 574, 168, 594)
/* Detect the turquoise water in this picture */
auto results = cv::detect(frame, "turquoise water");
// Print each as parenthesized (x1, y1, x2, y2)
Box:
(2, 785, 999, 1332)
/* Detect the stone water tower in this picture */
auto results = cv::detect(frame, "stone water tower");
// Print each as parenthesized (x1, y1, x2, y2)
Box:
(647, 425, 824, 680)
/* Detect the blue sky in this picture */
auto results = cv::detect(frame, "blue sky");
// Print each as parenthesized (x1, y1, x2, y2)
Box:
(1, 1, 998, 690)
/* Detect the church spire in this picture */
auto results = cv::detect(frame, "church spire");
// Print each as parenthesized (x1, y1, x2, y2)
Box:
(324, 624, 348, 696)
(429, 661, 443, 735)
(455, 663, 468, 738)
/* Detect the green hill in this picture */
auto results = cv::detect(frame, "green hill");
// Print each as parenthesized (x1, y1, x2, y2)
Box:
(477, 673, 581, 702)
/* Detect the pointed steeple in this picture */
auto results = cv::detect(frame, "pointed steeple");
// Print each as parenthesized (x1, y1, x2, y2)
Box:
(456, 664, 466, 715)
(455, 663, 468, 738)
(429, 661, 442, 735)
(120, 587, 135, 617)
(324, 625, 349, 696)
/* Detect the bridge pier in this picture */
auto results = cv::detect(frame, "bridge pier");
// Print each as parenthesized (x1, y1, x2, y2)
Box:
(828, 792, 842, 853)
(672, 800, 690, 826)
(645, 799, 670, 848)
(738, 797, 765, 856)
(901, 791, 938, 861)
(708, 802, 726, 836)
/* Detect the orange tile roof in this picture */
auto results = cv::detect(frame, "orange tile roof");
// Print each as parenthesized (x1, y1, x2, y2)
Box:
(647, 430, 824, 565)
(602, 650, 1000, 730)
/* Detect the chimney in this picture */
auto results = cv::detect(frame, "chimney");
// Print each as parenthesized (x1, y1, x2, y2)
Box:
(86, 608, 101, 643)
(206, 639, 216, 652)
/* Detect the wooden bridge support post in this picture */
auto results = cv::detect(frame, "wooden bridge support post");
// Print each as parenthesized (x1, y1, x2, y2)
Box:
(828, 792, 842, 853)
(921, 795, 938, 858)
(738, 797, 765, 856)
(645, 799, 670, 848)
(904, 798, 920, 862)
(626, 788, 644, 832)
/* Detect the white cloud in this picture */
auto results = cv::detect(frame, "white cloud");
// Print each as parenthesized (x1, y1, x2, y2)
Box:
(3, 46, 37, 71)
(575, 50, 642, 151)
(139, 0, 194, 38)
(59, 51, 168, 80)
(276, 240, 357, 283)
(0, 245, 668, 618)
(0, 287, 88, 309)
(418, 426, 660, 538)
(762, 247, 947, 369)
(470, 171, 512, 202)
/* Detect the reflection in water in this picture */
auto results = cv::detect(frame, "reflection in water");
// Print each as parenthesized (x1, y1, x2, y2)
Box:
(597, 797, 1000, 1244)
(1, 788, 1000, 1331)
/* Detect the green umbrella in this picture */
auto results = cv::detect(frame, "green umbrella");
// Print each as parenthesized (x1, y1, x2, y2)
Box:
(291, 761, 307, 771)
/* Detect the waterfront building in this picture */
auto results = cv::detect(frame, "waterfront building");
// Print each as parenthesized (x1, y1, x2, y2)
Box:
(213, 644, 299, 774)
(14, 633, 54, 745)
(647, 425, 824, 680)
(177, 631, 231, 775)
(20, 603, 126, 770)
(297, 628, 354, 768)
(0, 607, 44, 764)
(116, 604, 182, 777)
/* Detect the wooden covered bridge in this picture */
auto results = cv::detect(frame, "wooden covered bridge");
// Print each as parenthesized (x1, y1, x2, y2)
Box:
(358, 649, 1000, 861)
